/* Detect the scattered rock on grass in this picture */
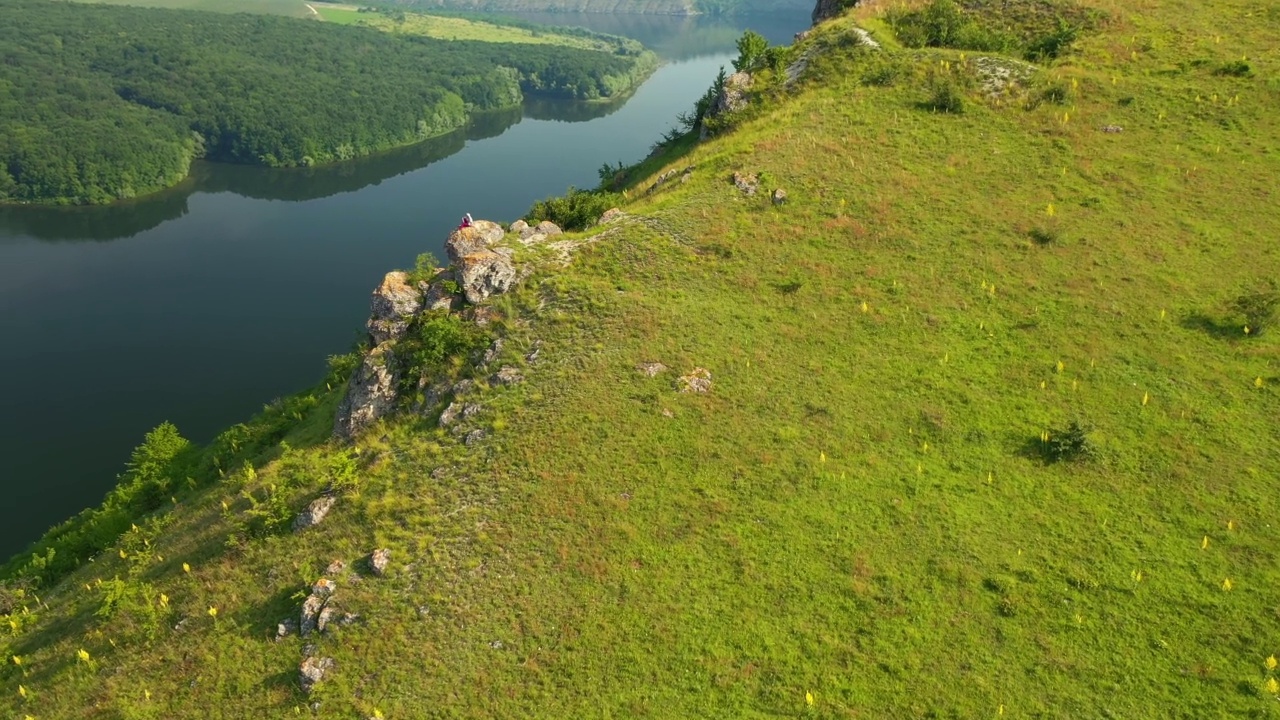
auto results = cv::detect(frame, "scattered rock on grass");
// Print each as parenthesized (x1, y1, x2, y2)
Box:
(300, 656, 334, 694)
(491, 367, 523, 386)
(1100, 124, 1124, 133)
(638, 362, 668, 377)
(678, 368, 713, 394)
(772, 188, 788, 206)
(293, 496, 337, 532)
(301, 595, 326, 637)
(600, 208, 626, 224)
(276, 619, 297, 641)
(370, 548, 391, 576)
(317, 606, 337, 634)
(482, 338, 505, 365)
(732, 172, 759, 196)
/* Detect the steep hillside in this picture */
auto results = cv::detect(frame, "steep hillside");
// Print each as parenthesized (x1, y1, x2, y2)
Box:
(3, 0, 1279, 717)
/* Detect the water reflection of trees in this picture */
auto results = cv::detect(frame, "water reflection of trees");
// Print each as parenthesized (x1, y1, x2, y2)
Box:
(0, 107, 523, 242)
(523, 93, 631, 123)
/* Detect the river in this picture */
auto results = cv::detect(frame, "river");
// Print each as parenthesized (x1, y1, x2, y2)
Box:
(0, 11, 811, 560)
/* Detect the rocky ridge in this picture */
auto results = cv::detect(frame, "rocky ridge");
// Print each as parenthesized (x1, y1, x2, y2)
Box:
(333, 218, 560, 441)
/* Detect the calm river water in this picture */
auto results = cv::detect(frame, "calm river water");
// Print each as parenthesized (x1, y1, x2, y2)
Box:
(0, 11, 811, 559)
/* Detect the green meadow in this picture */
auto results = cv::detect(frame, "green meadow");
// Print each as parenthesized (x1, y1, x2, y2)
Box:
(3, 0, 1279, 717)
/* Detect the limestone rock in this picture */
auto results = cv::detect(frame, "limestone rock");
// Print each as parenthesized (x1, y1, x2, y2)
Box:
(323, 560, 346, 577)
(293, 496, 337, 532)
(490, 366, 523, 386)
(366, 271, 422, 345)
(599, 208, 625, 224)
(733, 172, 759, 196)
(638, 362, 668, 378)
(701, 73, 751, 139)
(317, 606, 338, 634)
(509, 219, 529, 234)
(794, 29, 812, 42)
(534, 220, 563, 237)
(333, 342, 399, 440)
(772, 188, 788, 206)
(439, 401, 463, 427)
(370, 548, 391, 576)
(276, 619, 298, 641)
(457, 250, 517, 304)
(300, 578, 336, 637)
(300, 594, 326, 637)
(465, 429, 487, 446)
(300, 656, 334, 694)
(678, 368, 713, 394)
(312, 578, 337, 598)
(446, 220, 504, 266)
(1100, 124, 1124, 133)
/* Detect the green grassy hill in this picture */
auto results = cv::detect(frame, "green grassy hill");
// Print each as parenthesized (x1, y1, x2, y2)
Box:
(4, 0, 1280, 717)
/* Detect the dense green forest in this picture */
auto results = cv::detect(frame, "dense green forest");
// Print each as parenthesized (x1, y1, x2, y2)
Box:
(0, 0, 652, 204)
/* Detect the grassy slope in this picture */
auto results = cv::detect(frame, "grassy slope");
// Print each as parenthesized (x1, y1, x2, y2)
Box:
(4, 0, 1280, 717)
(314, 4, 624, 49)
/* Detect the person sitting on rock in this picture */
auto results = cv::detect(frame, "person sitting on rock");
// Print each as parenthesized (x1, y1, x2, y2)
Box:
(458, 215, 471, 230)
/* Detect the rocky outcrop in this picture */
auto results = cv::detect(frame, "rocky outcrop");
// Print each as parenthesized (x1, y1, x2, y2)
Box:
(701, 73, 752, 139)
(293, 496, 337, 532)
(333, 218, 554, 441)
(457, 250, 517, 305)
(333, 342, 399, 440)
(367, 271, 422, 345)
(445, 220, 505, 265)
(733, 172, 760, 196)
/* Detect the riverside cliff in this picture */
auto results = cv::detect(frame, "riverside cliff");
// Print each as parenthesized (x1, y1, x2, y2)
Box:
(4, 0, 1280, 716)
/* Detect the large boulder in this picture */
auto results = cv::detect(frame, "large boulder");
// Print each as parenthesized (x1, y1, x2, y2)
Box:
(333, 342, 399, 440)
(367, 271, 422, 345)
(445, 220, 504, 266)
(457, 250, 517, 304)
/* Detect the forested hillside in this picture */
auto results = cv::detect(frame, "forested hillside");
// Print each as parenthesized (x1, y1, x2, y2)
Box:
(0, 0, 652, 204)
(378, 0, 811, 16)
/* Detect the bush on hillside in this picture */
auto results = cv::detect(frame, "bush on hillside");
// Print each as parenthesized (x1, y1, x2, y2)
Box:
(923, 80, 966, 113)
(527, 187, 625, 231)
(1046, 419, 1098, 462)
(887, 0, 1091, 61)
(2, 423, 194, 585)
(732, 30, 769, 72)
(1230, 282, 1279, 336)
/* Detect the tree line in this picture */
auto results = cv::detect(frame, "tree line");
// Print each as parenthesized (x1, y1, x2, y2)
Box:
(0, 0, 651, 204)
